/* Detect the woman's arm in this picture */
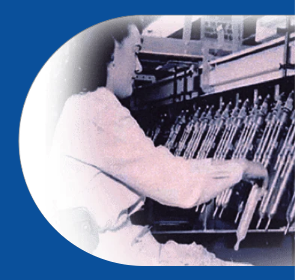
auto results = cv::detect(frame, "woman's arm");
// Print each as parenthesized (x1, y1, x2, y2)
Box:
(52, 89, 268, 209)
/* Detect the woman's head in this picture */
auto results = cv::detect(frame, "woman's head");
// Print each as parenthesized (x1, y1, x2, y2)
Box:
(76, 16, 144, 93)
(106, 24, 143, 99)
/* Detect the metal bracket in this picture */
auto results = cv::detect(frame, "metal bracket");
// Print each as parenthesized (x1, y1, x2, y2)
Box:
(279, 63, 295, 70)
(135, 74, 156, 83)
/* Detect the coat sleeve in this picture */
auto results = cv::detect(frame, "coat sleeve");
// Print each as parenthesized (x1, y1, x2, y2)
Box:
(52, 89, 244, 209)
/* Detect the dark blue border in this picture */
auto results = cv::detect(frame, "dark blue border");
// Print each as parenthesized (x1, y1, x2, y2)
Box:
(3, 0, 295, 279)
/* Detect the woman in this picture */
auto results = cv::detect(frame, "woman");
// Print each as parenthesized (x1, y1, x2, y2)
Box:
(46, 17, 268, 265)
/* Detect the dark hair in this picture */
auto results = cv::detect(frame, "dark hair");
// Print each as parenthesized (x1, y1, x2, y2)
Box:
(49, 16, 159, 98)
(69, 16, 144, 93)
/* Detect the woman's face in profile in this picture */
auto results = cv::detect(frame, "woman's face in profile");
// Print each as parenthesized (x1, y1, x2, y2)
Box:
(109, 25, 143, 99)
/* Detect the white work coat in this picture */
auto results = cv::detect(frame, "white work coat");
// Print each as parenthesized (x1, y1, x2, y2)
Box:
(47, 87, 246, 265)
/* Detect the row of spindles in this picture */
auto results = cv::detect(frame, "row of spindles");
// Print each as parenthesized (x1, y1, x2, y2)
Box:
(151, 90, 295, 249)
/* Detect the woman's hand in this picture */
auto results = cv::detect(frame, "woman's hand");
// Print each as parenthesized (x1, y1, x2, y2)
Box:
(234, 159, 269, 190)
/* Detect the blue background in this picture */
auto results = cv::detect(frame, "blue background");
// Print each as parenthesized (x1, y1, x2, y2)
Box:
(3, 0, 295, 279)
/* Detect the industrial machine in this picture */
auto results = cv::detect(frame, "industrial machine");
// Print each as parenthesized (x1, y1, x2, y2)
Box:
(129, 16, 295, 265)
